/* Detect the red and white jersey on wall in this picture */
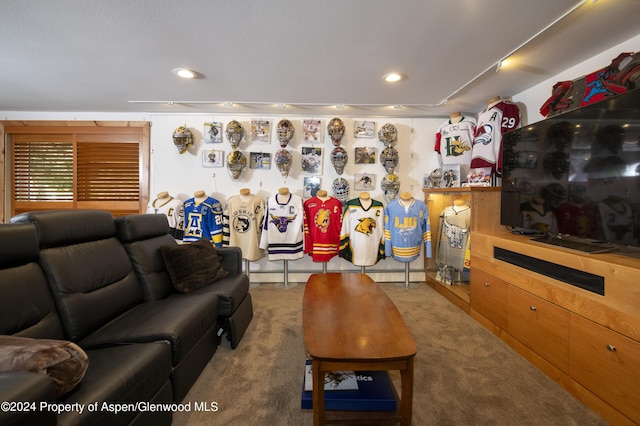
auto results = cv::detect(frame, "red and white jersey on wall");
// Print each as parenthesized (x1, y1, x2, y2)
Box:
(303, 196, 342, 262)
(471, 100, 520, 176)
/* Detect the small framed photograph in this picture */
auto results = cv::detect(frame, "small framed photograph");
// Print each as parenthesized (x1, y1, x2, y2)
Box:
(202, 149, 224, 167)
(301, 146, 323, 174)
(204, 122, 223, 143)
(249, 152, 271, 169)
(251, 119, 271, 143)
(303, 177, 321, 199)
(354, 173, 375, 191)
(353, 121, 375, 138)
(354, 147, 376, 164)
(466, 167, 492, 186)
(303, 119, 323, 144)
(441, 164, 461, 188)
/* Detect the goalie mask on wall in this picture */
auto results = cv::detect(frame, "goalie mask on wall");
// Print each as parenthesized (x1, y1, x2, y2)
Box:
(327, 117, 345, 146)
(380, 146, 399, 174)
(381, 173, 400, 203)
(172, 125, 193, 154)
(226, 150, 247, 180)
(332, 177, 350, 206)
(378, 122, 398, 146)
(330, 146, 348, 175)
(276, 119, 295, 148)
(225, 120, 245, 149)
(274, 149, 293, 178)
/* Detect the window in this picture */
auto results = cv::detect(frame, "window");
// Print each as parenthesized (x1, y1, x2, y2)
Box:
(5, 124, 149, 218)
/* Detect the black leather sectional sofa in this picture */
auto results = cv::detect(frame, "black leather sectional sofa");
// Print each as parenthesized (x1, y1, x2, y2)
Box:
(0, 209, 253, 425)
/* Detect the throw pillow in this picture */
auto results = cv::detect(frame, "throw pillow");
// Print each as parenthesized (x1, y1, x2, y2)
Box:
(0, 335, 89, 397)
(160, 239, 229, 293)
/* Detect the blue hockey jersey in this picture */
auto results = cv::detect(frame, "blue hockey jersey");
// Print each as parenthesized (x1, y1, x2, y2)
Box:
(183, 196, 224, 246)
(384, 198, 432, 262)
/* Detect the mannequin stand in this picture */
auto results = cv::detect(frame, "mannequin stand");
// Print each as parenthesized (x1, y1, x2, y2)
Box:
(395, 262, 421, 289)
(275, 260, 298, 290)
(246, 259, 260, 289)
(322, 262, 327, 274)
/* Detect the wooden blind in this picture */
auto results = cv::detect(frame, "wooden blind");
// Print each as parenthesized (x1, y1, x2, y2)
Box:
(77, 141, 139, 201)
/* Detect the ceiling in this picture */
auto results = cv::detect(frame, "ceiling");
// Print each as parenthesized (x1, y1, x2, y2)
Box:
(1, 0, 639, 118)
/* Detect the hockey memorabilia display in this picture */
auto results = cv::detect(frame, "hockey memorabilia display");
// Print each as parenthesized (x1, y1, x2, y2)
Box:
(434, 116, 475, 183)
(354, 147, 376, 164)
(425, 169, 442, 188)
(172, 125, 193, 154)
(222, 193, 265, 261)
(226, 150, 247, 180)
(441, 164, 461, 188)
(276, 118, 295, 148)
(331, 177, 350, 207)
(303, 177, 321, 198)
(384, 197, 432, 262)
(466, 167, 491, 186)
(303, 119, 323, 144)
(274, 149, 293, 178)
(204, 122, 223, 143)
(249, 152, 271, 169)
(354, 173, 375, 191)
(303, 195, 343, 262)
(183, 195, 224, 246)
(251, 119, 271, 143)
(202, 149, 224, 167)
(380, 173, 400, 203)
(147, 194, 185, 239)
(327, 117, 345, 146)
(378, 123, 398, 146)
(259, 192, 304, 260)
(225, 120, 245, 149)
(330, 146, 348, 175)
(353, 121, 375, 138)
(471, 99, 520, 176)
(339, 197, 385, 266)
(435, 202, 471, 284)
(301, 147, 322, 174)
(380, 146, 399, 173)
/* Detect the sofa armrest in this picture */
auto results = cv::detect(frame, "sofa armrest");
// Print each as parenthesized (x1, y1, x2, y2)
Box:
(0, 372, 57, 425)
(216, 247, 243, 276)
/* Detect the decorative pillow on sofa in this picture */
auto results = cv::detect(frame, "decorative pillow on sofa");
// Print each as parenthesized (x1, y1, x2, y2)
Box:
(160, 239, 229, 293)
(0, 335, 89, 397)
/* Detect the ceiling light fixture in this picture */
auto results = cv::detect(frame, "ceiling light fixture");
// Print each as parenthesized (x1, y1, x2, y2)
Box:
(173, 68, 197, 79)
(383, 73, 404, 83)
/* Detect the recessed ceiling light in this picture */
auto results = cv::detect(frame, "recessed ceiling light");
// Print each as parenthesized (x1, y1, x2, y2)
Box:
(383, 73, 404, 83)
(173, 68, 197, 79)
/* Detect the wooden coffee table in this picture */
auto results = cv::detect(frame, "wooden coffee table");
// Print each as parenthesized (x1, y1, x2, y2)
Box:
(303, 273, 417, 425)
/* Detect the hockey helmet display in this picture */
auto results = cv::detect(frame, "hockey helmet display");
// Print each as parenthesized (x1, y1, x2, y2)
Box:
(327, 117, 345, 146)
(226, 150, 247, 180)
(380, 146, 399, 173)
(172, 125, 193, 154)
(331, 177, 350, 206)
(274, 148, 293, 178)
(276, 119, 295, 148)
(225, 120, 245, 149)
(427, 168, 442, 188)
(378, 122, 398, 146)
(330, 146, 348, 175)
(381, 173, 400, 203)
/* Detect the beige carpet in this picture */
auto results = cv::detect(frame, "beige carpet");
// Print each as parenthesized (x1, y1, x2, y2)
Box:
(173, 281, 606, 426)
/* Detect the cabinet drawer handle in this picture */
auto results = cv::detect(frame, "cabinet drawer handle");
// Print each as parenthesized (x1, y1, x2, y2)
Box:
(529, 305, 537, 311)
(483, 282, 490, 287)
(607, 344, 616, 352)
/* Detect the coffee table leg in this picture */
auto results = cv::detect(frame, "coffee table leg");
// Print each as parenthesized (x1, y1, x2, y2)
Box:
(312, 358, 324, 425)
(400, 357, 414, 425)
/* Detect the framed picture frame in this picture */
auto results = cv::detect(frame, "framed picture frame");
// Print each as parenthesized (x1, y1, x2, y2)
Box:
(251, 119, 271, 143)
(202, 149, 224, 167)
(441, 164, 461, 188)
(204, 122, 223, 143)
(249, 152, 271, 169)
(354, 173, 375, 191)
(354, 147, 376, 164)
(303, 176, 321, 198)
(303, 119, 323, 144)
(466, 167, 492, 186)
(301, 146, 323, 174)
(353, 120, 375, 138)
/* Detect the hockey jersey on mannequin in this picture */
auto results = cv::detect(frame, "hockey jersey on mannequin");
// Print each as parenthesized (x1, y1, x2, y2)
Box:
(436, 204, 471, 271)
(259, 192, 304, 260)
(339, 197, 385, 266)
(183, 196, 224, 246)
(303, 195, 342, 262)
(471, 100, 520, 176)
(223, 193, 265, 261)
(434, 116, 476, 183)
(147, 195, 185, 239)
(384, 197, 432, 262)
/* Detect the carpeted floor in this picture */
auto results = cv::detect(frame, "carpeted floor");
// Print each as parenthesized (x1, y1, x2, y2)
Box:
(173, 281, 606, 425)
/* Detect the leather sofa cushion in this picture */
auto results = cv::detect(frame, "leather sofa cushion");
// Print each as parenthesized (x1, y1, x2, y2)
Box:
(0, 336, 88, 397)
(184, 273, 250, 317)
(160, 239, 229, 293)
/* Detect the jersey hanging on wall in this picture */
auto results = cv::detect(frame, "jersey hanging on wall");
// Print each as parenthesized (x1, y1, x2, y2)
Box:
(471, 100, 520, 176)
(434, 116, 476, 183)
(339, 198, 385, 266)
(384, 198, 432, 262)
(259, 192, 304, 260)
(183, 196, 224, 246)
(303, 196, 343, 262)
(223, 194, 265, 261)
(146, 196, 185, 239)
(435, 204, 471, 271)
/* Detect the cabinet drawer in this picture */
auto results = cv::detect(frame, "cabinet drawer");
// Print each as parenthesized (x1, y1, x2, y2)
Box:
(570, 314, 640, 423)
(508, 286, 569, 372)
(470, 269, 508, 330)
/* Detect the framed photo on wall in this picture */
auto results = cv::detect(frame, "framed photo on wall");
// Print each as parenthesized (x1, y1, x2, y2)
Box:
(204, 122, 223, 143)
(354, 173, 375, 190)
(202, 150, 224, 167)
(249, 152, 271, 169)
(354, 147, 376, 164)
(353, 121, 375, 138)
(301, 147, 323, 174)
(251, 119, 271, 143)
(303, 119, 323, 144)
(303, 176, 321, 198)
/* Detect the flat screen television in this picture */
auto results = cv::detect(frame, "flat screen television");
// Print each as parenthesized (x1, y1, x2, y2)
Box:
(501, 88, 640, 254)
